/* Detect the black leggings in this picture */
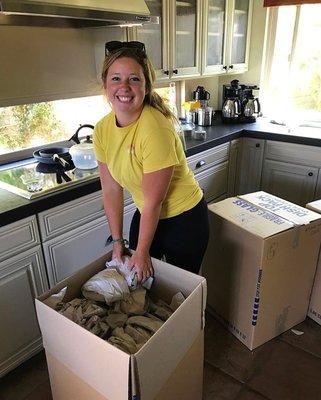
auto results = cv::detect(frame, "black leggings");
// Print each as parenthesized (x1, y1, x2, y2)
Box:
(129, 197, 209, 274)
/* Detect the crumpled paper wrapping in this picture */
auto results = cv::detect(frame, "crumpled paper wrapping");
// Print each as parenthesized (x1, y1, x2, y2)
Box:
(45, 266, 186, 354)
(106, 257, 154, 290)
(81, 268, 130, 304)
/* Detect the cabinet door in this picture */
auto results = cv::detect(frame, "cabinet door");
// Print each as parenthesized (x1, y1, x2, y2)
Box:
(187, 142, 229, 174)
(0, 216, 40, 263)
(0, 246, 48, 377)
(227, 0, 252, 73)
(262, 159, 318, 206)
(170, 0, 201, 78)
(202, 0, 227, 74)
(236, 138, 264, 195)
(135, 0, 169, 81)
(227, 138, 241, 196)
(43, 204, 136, 287)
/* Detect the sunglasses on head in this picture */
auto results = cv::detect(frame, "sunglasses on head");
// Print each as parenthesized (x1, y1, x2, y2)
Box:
(105, 41, 146, 56)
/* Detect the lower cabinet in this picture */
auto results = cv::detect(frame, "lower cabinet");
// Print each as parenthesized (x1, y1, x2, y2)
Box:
(262, 140, 321, 206)
(42, 203, 136, 287)
(0, 246, 48, 377)
(236, 138, 265, 195)
(227, 139, 242, 196)
(188, 142, 230, 203)
(196, 161, 229, 203)
(261, 159, 318, 206)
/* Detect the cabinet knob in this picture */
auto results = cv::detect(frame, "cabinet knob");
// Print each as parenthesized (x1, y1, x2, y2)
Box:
(163, 70, 169, 75)
(173, 69, 178, 74)
(222, 66, 228, 70)
(229, 65, 234, 69)
(308, 172, 314, 177)
(196, 160, 206, 169)
(255, 143, 260, 148)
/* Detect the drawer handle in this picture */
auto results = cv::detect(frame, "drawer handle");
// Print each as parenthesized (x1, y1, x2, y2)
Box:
(308, 172, 314, 177)
(196, 160, 206, 169)
(255, 143, 260, 148)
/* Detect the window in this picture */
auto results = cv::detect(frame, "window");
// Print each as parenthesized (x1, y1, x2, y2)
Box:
(261, 4, 321, 131)
(0, 95, 109, 164)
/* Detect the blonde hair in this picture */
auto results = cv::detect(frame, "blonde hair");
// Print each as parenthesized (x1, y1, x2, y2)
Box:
(101, 47, 177, 124)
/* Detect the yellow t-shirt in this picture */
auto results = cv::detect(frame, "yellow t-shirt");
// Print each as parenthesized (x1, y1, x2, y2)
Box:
(93, 105, 203, 219)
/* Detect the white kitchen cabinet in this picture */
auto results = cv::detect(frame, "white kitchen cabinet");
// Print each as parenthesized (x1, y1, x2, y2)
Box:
(262, 159, 318, 206)
(202, 0, 252, 75)
(38, 190, 132, 242)
(43, 203, 136, 287)
(196, 161, 229, 202)
(0, 216, 48, 377)
(0, 215, 40, 263)
(236, 137, 265, 195)
(188, 142, 229, 173)
(0, 244, 48, 377)
(262, 140, 321, 206)
(187, 142, 230, 202)
(133, 0, 201, 80)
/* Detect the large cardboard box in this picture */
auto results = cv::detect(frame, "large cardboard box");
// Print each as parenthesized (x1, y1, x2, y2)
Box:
(203, 191, 321, 350)
(306, 199, 321, 325)
(36, 253, 207, 400)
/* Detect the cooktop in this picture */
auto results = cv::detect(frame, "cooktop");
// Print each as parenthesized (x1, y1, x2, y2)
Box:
(0, 159, 99, 199)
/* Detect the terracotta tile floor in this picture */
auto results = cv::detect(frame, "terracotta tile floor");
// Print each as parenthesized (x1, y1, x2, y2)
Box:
(1, 313, 321, 400)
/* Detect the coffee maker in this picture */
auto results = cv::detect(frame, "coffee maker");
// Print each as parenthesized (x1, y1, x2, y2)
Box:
(193, 86, 210, 108)
(222, 80, 261, 123)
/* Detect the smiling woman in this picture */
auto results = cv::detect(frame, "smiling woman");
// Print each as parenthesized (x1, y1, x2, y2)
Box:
(93, 41, 209, 283)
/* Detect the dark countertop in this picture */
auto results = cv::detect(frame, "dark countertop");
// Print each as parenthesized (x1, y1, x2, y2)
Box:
(1, 117, 321, 227)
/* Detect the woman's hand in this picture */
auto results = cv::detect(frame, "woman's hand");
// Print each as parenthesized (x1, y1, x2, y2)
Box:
(128, 250, 154, 284)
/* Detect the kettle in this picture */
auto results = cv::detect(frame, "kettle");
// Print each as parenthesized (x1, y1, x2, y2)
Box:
(243, 96, 261, 117)
(222, 98, 241, 119)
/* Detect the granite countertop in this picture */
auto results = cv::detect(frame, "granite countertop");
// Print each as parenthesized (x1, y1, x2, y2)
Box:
(1, 117, 321, 227)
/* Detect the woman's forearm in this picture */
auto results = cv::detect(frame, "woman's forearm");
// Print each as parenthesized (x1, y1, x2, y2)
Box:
(98, 162, 124, 240)
(136, 203, 162, 254)
(102, 189, 124, 240)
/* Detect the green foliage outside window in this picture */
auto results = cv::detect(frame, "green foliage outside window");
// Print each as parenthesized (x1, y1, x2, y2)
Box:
(0, 102, 68, 152)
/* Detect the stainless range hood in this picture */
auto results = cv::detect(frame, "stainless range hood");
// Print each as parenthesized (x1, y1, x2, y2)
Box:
(0, 0, 158, 28)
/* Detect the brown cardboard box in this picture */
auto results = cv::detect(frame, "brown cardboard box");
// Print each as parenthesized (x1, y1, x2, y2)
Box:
(202, 191, 321, 350)
(306, 199, 321, 325)
(36, 253, 207, 400)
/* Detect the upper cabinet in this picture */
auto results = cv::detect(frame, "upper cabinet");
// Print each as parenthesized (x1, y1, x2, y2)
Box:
(132, 0, 201, 80)
(202, 0, 253, 75)
(130, 0, 252, 81)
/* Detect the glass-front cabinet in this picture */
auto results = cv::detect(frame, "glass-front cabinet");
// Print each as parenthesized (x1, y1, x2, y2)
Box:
(133, 0, 168, 80)
(202, 0, 252, 75)
(132, 0, 201, 80)
(202, 0, 227, 74)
